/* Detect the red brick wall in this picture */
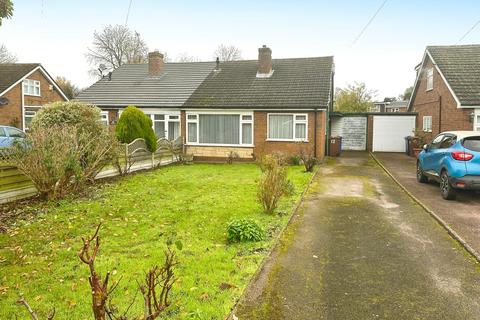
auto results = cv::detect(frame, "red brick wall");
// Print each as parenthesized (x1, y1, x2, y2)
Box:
(412, 55, 473, 141)
(253, 111, 326, 160)
(0, 69, 67, 129)
(180, 110, 327, 161)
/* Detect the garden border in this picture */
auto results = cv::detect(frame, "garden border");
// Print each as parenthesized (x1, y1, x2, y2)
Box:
(370, 151, 480, 264)
(227, 164, 321, 319)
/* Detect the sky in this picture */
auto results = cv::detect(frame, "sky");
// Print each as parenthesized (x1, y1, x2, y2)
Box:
(0, 0, 479, 99)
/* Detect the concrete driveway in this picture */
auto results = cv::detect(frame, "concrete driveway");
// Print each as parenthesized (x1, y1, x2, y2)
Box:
(373, 152, 480, 256)
(233, 152, 480, 320)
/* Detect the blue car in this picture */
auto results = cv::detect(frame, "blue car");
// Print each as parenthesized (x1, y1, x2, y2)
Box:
(417, 131, 480, 200)
(0, 125, 26, 148)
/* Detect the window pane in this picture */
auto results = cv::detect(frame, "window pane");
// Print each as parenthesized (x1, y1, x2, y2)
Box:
(7, 128, 25, 138)
(154, 114, 164, 120)
(168, 121, 180, 140)
(0, 128, 6, 137)
(295, 123, 306, 140)
(154, 121, 165, 138)
(187, 114, 197, 120)
(242, 123, 252, 144)
(199, 114, 239, 144)
(269, 115, 293, 139)
(295, 115, 307, 121)
(242, 115, 252, 121)
(188, 123, 197, 142)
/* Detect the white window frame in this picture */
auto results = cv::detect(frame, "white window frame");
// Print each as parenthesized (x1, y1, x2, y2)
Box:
(423, 116, 432, 132)
(146, 113, 181, 140)
(267, 113, 308, 142)
(100, 111, 109, 126)
(185, 111, 254, 147)
(426, 68, 434, 91)
(23, 79, 41, 96)
(474, 109, 480, 132)
(24, 110, 37, 130)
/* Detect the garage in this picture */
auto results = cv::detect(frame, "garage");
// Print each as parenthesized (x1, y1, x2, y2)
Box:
(372, 115, 416, 152)
(330, 113, 417, 153)
(331, 116, 367, 150)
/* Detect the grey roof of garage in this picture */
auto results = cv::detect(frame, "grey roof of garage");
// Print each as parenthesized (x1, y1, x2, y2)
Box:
(76, 62, 216, 107)
(427, 45, 480, 106)
(184, 57, 334, 109)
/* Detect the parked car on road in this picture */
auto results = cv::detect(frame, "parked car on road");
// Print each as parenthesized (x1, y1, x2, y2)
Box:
(417, 131, 480, 200)
(0, 125, 26, 148)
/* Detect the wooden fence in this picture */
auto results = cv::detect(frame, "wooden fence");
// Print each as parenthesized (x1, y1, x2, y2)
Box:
(0, 137, 183, 204)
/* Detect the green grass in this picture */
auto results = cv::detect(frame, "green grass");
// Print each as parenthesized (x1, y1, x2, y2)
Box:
(0, 163, 312, 319)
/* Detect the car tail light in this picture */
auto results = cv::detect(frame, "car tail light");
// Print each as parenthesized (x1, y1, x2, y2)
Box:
(451, 151, 474, 161)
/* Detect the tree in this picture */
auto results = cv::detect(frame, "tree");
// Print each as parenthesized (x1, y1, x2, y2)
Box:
(116, 106, 157, 152)
(0, 0, 13, 26)
(55, 76, 79, 99)
(399, 86, 414, 101)
(86, 24, 148, 75)
(213, 44, 242, 61)
(175, 53, 200, 62)
(0, 44, 16, 63)
(334, 82, 376, 112)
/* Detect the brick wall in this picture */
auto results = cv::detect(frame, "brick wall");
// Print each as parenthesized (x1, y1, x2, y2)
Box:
(412, 55, 473, 141)
(0, 69, 66, 129)
(181, 110, 327, 161)
(253, 111, 326, 160)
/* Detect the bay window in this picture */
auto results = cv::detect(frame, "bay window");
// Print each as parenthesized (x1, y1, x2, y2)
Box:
(268, 113, 308, 141)
(186, 112, 253, 146)
(23, 79, 40, 96)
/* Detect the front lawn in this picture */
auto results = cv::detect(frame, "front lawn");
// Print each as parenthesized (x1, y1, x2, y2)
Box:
(0, 163, 312, 319)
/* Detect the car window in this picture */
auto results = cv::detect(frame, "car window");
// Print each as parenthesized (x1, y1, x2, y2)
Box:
(439, 135, 456, 149)
(429, 134, 444, 150)
(0, 128, 6, 137)
(6, 128, 25, 138)
(463, 137, 480, 152)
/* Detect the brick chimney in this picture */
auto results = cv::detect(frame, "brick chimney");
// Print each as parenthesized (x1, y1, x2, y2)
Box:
(257, 45, 273, 76)
(148, 50, 164, 76)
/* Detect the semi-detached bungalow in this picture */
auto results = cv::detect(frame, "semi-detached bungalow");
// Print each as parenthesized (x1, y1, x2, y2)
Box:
(76, 46, 334, 161)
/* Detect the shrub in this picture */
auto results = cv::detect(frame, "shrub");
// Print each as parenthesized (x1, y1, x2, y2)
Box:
(9, 125, 117, 200)
(290, 155, 301, 165)
(31, 100, 104, 136)
(116, 106, 157, 152)
(227, 219, 264, 243)
(300, 152, 317, 172)
(257, 155, 294, 214)
(226, 151, 239, 164)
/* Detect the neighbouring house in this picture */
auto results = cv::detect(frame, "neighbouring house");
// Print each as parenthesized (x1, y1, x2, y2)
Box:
(0, 64, 69, 130)
(408, 45, 480, 140)
(77, 46, 334, 161)
(370, 100, 408, 113)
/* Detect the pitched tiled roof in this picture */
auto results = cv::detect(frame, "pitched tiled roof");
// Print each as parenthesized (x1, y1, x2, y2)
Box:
(76, 62, 216, 107)
(185, 57, 334, 109)
(427, 45, 480, 106)
(0, 63, 40, 95)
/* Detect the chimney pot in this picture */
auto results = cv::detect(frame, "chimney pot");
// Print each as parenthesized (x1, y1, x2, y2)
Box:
(148, 50, 164, 77)
(258, 45, 272, 75)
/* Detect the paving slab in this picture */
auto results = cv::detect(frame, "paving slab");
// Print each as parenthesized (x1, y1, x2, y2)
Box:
(234, 152, 480, 319)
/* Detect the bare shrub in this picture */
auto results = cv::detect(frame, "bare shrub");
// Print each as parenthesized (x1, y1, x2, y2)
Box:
(300, 151, 317, 172)
(226, 151, 239, 164)
(257, 155, 294, 214)
(8, 126, 116, 200)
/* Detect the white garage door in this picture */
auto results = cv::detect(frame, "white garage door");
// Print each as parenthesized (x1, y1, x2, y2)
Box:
(331, 116, 367, 150)
(373, 116, 416, 152)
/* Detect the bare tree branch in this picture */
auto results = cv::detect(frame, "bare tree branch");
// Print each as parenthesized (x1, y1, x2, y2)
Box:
(0, 44, 17, 63)
(85, 25, 149, 77)
(213, 44, 242, 62)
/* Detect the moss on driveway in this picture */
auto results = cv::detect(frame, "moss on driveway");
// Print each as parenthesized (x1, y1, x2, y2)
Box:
(235, 152, 480, 319)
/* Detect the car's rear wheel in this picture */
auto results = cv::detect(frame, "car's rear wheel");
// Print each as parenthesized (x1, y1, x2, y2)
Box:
(440, 170, 456, 200)
(416, 162, 428, 183)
